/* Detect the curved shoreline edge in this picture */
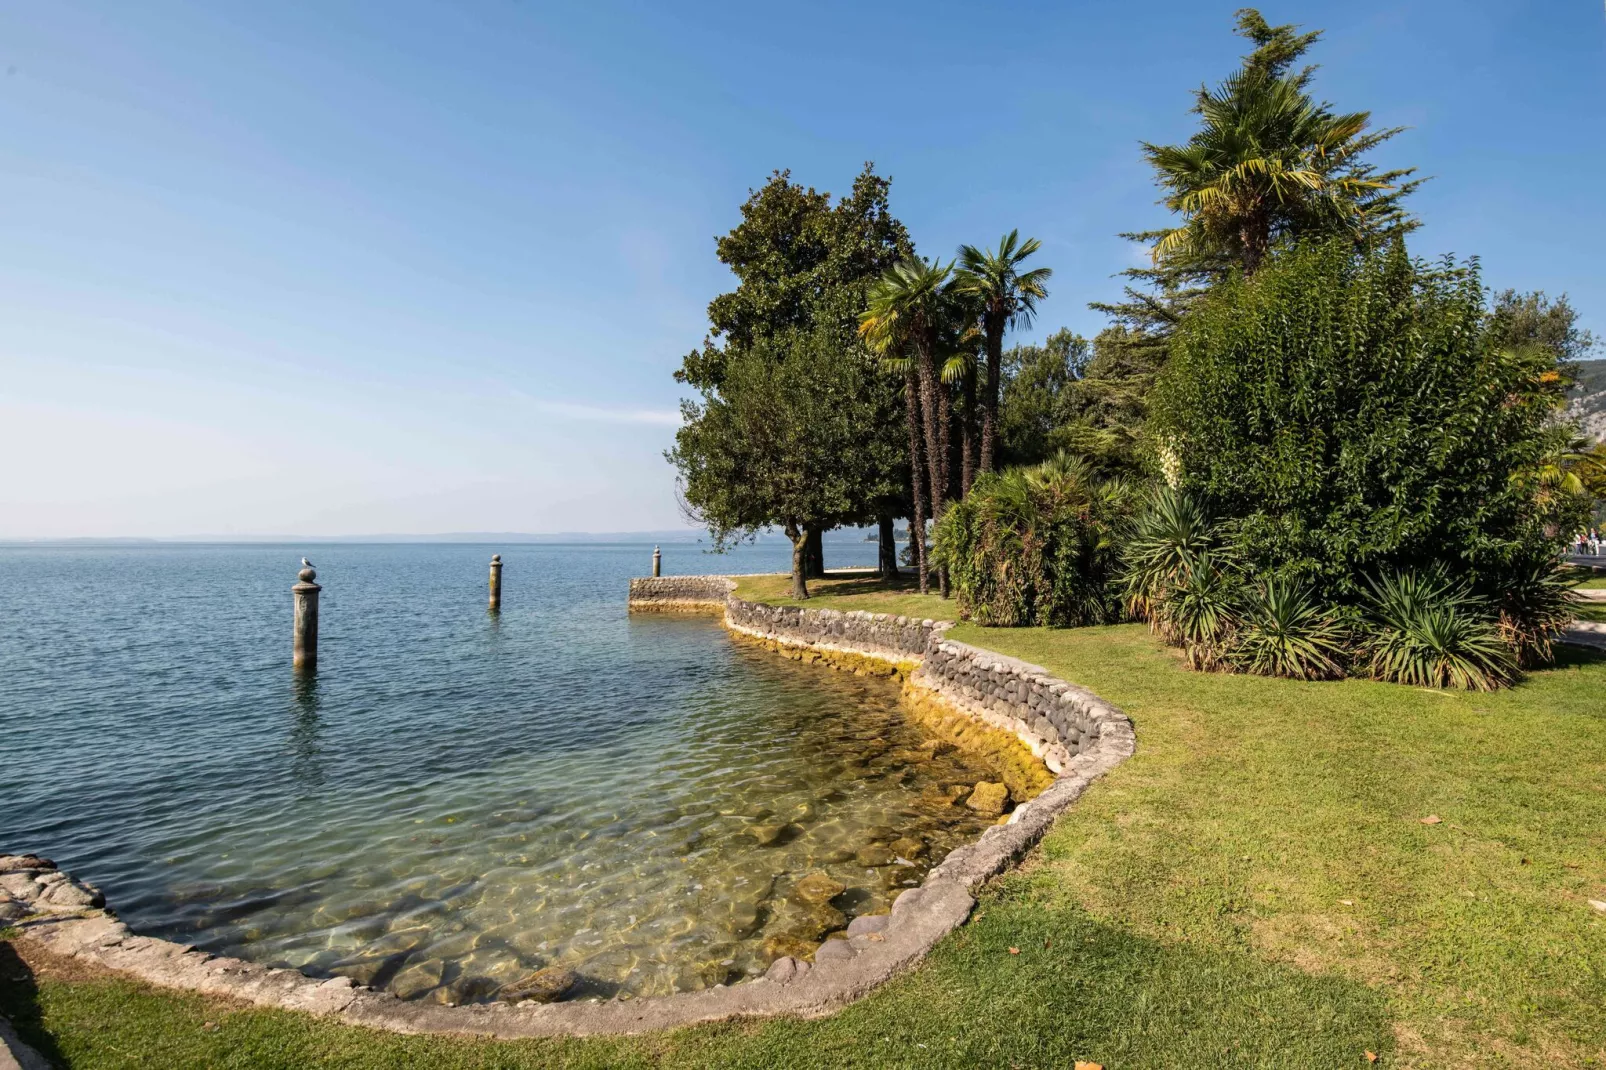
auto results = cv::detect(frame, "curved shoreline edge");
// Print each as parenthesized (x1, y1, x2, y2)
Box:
(3, 576, 1134, 1039)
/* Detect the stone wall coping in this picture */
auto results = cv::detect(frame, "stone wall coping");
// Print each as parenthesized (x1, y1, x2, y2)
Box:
(8, 577, 1135, 1038)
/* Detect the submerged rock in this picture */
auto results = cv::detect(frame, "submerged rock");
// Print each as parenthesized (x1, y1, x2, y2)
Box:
(888, 836, 926, 860)
(761, 933, 816, 962)
(390, 958, 446, 1000)
(792, 872, 846, 905)
(965, 782, 1009, 815)
(497, 966, 578, 1004)
(854, 845, 895, 867)
(747, 822, 799, 847)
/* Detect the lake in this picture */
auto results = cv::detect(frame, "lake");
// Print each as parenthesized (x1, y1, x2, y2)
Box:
(0, 542, 999, 1002)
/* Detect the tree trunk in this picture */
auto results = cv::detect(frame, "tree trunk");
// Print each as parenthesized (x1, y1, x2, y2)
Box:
(785, 521, 809, 600)
(960, 366, 977, 497)
(803, 527, 825, 579)
(980, 311, 1004, 473)
(878, 514, 899, 579)
(914, 337, 946, 524)
(933, 368, 952, 599)
(1240, 212, 1270, 276)
(905, 371, 930, 595)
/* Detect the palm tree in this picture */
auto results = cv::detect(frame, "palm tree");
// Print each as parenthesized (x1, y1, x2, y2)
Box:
(954, 231, 1052, 474)
(860, 258, 954, 594)
(1140, 14, 1418, 277)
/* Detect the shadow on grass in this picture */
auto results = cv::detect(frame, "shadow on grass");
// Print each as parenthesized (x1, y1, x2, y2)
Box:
(0, 939, 68, 1069)
(1, 900, 1394, 1069)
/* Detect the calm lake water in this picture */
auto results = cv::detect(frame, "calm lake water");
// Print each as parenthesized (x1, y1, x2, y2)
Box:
(1, 542, 999, 1002)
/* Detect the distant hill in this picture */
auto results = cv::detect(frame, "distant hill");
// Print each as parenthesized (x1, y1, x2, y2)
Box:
(1568, 359, 1606, 443)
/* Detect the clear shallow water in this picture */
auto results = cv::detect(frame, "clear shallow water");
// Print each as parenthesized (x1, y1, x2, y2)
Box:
(0, 543, 1002, 1002)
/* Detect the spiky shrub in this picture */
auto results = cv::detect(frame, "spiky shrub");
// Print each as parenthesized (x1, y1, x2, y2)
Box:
(1156, 551, 1242, 670)
(933, 454, 1133, 627)
(1490, 555, 1578, 669)
(1362, 570, 1516, 691)
(1231, 578, 1347, 680)
(1123, 486, 1221, 624)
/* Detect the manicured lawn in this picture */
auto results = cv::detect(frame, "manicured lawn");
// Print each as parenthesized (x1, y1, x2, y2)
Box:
(6, 599, 1606, 1067)
(732, 571, 956, 622)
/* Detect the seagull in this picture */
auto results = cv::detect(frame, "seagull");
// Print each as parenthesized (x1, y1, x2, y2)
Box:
(301, 557, 315, 569)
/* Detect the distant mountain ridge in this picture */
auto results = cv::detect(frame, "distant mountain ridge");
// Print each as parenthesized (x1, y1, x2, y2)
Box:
(1568, 359, 1606, 442)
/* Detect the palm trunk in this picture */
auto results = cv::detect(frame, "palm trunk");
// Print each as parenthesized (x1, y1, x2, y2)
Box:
(932, 369, 952, 598)
(803, 527, 825, 579)
(960, 367, 977, 497)
(905, 371, 930, 595)
(878, 513, 899, 579)
(980, 313, 1003, 473)
(915, 338, 945, 524)
(785, 521, 809, 600)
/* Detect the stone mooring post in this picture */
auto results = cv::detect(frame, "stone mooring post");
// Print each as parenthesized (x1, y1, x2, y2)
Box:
(292, 565, 321, 670)
(489, 554, 503, 611)
(652, 545, 661, 577)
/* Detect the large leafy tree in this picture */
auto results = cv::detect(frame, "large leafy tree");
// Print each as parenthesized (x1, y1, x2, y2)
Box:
(1094, 8, 1419, 354)
(672, 166, 913, 581)
(671, 328, 903, 599)
(1150, 237, 1581, 604)
(953, 231, 1053, 475)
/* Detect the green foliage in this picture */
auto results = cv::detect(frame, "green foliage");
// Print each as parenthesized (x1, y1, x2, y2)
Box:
(670, 167, 914, 594)
(1231, 578, 1347, 680)
(952, 230, 1054, 472)
(1155, 550, 1241, 670)
(998, 326, 1163, 474)
(1151, 237, 1573, 606)
(669, 328, 904, 593)
(1122, 485, 1223, 623)
(933, 455, 1133, 627)
(1096, 8, 1418, 349)
(1361, 571, 1515, 691)
(1493, 555, 1579, 669)
(677, 166, 912, 392)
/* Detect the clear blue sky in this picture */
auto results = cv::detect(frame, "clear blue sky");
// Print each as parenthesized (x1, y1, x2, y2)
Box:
(4, 1, 1602, 538)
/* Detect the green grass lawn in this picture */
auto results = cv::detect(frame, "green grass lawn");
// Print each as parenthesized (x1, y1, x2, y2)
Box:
(6, 597, 1606, 1068)
(732, 571, 955, 621)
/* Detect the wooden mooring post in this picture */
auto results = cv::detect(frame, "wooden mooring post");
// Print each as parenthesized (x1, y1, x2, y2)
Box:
(292, 564, 321, 669)
(489, 554, 503, 611)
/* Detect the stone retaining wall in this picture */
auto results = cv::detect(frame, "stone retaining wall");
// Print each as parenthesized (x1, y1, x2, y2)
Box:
(626, 575, 735, 611)
(7, 579, 1135, 1039)
(724, 597, 947, 667)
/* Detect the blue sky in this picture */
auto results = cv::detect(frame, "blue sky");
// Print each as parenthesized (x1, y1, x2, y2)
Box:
(3, 1, 1602, 538)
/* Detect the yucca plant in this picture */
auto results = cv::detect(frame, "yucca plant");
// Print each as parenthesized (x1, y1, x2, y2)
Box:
(1123, 486, 1221, 623)
(1157, 550, 1242, 670)
(1231, 577, 1347, 680)
(1362, 570, 1515, 691)
(1491, 556, 1579, 669)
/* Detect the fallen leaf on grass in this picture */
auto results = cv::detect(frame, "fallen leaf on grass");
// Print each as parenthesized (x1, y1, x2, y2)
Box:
(1420, 815, 1442, 825)
(1339, 899, 1354, 906)
(1588, 900, 1606, 913)
(1365, 1051, 1378, 1064)
(1008, 947, 1020, 955)
(1074, 1062, 1104, 1070)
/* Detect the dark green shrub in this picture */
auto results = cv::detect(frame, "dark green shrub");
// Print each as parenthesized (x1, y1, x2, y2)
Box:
(1231, 578, 1347, 680)
(1361, 571, 1515, 690)
(934, 454, 1134, 627)
(1150, 237, 1576, 606)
